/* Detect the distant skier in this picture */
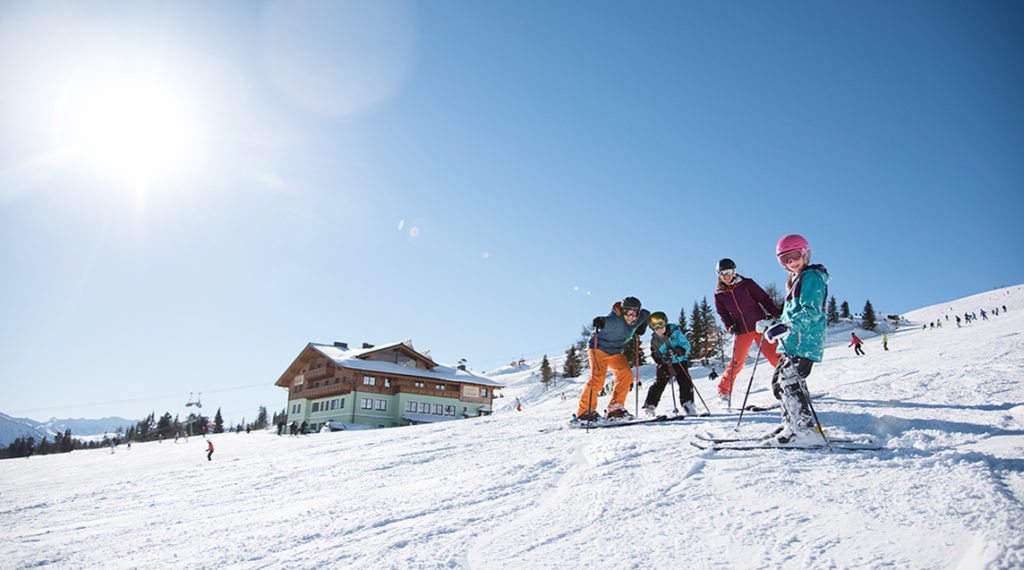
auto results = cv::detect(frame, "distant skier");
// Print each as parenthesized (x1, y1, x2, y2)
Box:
(515, 397, 522, 412)
(980, 309, 988, 321)
(1003, 305, 1007, 312)
(929, 322, 934, 329)
(708, 368, 719, 384)
(713, 258, 782, 405)
(956, 315, 962, 327)
(206, 439, 214, 461)
(571, 296, 650, 424)
(882, 332, 889, 351)
(760, 234, 830, 444)
(849, 333, 866, 356)
(642, 312, 696, 417)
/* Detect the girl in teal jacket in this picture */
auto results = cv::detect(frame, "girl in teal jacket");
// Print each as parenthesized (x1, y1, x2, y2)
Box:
(762, 234, 830, 444)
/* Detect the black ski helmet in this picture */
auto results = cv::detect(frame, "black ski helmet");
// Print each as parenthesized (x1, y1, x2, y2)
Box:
(716, 258, 736, 273)
(621, 296, 642, 312)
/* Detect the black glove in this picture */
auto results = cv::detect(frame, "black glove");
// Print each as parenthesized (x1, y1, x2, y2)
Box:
(592, 317, 605, 330)
(727, 324, 737, 335)
(634, 324, 648, 337)
(672, 346, 688, 360)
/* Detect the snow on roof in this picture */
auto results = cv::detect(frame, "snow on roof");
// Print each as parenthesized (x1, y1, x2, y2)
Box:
(308, 342, 504, 388)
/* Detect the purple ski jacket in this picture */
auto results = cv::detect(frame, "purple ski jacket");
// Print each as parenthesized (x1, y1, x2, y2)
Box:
(714, 276, 782, 335)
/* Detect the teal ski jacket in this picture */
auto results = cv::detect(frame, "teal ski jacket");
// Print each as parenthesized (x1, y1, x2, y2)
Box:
(651, 324, 691, 365)
(779, 265, 830, 362)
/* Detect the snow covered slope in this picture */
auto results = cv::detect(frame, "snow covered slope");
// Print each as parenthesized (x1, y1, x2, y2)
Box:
(2, 286, 1023, 569)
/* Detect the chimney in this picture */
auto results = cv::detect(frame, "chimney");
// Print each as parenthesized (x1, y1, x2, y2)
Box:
(362, 342, 374, 349)
(457, 364, 467, 371)
(334, 342, 348, 349)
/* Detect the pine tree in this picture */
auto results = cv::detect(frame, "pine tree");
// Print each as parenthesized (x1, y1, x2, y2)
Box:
(827, 296, 840, 324)
(540, 355, 553, 388)
(862, 299, 877, 331)
(677, 308, 689, 337)
(840, 300, 851, 319)
(688, 301, 704, 362)
(562, 346, 582, 378)
(213, 409, 224, 434)
(255, 406, 269, 430)
(576, 325, 594, 353)
(699, 297, 719, 364)
(157, 413, 173, 438)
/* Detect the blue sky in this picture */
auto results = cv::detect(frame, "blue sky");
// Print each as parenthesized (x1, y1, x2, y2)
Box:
(1, 1, 1021, 423)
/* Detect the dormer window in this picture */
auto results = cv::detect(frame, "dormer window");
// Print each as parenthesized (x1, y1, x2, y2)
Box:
(363, 376, 376, 386)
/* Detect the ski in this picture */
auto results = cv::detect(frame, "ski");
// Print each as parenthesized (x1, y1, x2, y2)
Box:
(739, 392, 829, 412)
(568, 414, 687, 430)
(694, 432, 872, 445)
(690, 440, 883, 452)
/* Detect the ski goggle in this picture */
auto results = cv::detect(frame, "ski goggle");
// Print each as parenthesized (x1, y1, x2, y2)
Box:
(777, 250, 804, 265)
(718, 269, 736, 277)
(648, 317, 667, 329)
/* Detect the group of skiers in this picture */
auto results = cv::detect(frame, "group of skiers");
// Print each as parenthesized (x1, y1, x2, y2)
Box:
(573, 233, 831, 445)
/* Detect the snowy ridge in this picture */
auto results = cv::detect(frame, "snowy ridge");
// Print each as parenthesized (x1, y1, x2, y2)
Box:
(2, 286, 1023, 568)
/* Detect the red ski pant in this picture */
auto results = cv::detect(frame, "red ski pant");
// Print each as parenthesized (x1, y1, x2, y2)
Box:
(718, 332, 781, 395)
(577, 349, 633, 416)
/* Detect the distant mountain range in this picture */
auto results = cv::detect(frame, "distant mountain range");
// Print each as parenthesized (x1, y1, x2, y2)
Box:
(0, 412, 136, 446)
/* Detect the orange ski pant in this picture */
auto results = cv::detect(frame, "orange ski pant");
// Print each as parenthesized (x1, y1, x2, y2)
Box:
(577, 349, 634, 416)
(718, 331, 781, 395)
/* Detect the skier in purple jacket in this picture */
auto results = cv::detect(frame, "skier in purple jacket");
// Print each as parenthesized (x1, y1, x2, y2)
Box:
(713, 258, 783, 405)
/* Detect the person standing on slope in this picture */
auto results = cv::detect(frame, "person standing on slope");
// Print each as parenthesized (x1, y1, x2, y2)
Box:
(849, 332, 866, 356)
(713, 258, 783, 406)
(761, 234, 831, 444)
(573, 296, 650, 424)
(206, 439, 214, 461)
(882, 331, 889, 351)
(642, 312, 696, 417)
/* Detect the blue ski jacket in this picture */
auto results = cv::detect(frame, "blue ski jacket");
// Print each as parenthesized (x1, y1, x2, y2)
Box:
(651, 324, 691, 365)
(590, 303, 651, 355)
(779, 264, 830, 362)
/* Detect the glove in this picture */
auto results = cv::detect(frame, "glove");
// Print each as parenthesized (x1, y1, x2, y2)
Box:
(592, 317, 605, 330)
(727, 324, 737, 335)
(764, 322, 791, 344)
(671, 346, 688, 360)
(755, 319, 774, 334)
(634, 324, 648, 337)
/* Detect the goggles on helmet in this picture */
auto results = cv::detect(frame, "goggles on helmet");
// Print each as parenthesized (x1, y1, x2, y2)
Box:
(778, 250, 804, 265)
(718, 269, 736, 277)
(648, 316, 667, 329)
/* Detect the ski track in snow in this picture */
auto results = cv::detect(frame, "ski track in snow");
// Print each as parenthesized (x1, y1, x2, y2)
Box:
(2, 286, 1024, 568)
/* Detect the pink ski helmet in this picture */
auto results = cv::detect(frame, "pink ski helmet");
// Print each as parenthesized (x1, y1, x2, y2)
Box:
(776, 234, 810, 266)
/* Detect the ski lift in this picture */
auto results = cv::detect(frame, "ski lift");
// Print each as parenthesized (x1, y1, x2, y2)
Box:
(186, 392, 203, 408)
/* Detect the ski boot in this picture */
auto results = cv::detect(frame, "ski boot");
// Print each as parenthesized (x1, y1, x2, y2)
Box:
(642, 405, 658, 418)
(605, 407, 634, 422)
(681, 401, 698, 416)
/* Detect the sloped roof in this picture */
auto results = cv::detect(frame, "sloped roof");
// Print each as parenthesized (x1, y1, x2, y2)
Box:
(276, 341, 503, 388)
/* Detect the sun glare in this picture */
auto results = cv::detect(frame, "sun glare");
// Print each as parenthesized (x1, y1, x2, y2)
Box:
(51, 64, 203, 187)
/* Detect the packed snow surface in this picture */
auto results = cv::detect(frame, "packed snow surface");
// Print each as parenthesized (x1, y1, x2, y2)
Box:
(2, 286, 1023, 569)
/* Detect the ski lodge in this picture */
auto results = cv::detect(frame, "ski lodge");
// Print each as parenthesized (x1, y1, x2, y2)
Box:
(275, 340, 503, 431)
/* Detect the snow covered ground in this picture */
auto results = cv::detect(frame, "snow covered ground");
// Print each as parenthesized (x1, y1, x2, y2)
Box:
(2, 286, 1023, 569)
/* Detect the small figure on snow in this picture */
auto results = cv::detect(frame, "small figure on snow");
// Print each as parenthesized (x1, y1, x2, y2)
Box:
(206, 439, 214, 461)
(643, 312, 698, 416)
(849, 332, 866, 356)
(956, 315, 962, 327)
(713, 258, 783, 406)
(882, 332, 889, 351)
(572, 296, 650, 424)
(708, 368, 719, 384)
(760, 234, 830, 445)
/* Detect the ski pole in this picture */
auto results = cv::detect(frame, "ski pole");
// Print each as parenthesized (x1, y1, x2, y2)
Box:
(735, 336, 766, 429)
(634, 336, 640, 417)
(689, 369, 711, 416)
(668, 358, 678, 415)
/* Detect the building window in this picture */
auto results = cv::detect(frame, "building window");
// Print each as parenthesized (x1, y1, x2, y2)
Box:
(445, 405, 455, 416)
(376, 400, 387, 411)
(406, 401, 417, 412)
(363, 376, 376, 386)
(462, 406, 467, 415)
(361, 398, 373, 410)
(331, 399, 339, 410)
(435, 384, 445, 391)
(312, 402, 319, 412)
(419, 402, 429, 414)
(414, 381, 424, 388)
(482, 388, 488, 397)
(384, 378, 392, 387)
(340, 398, 345, 409)
(433, 404, 443, 415)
